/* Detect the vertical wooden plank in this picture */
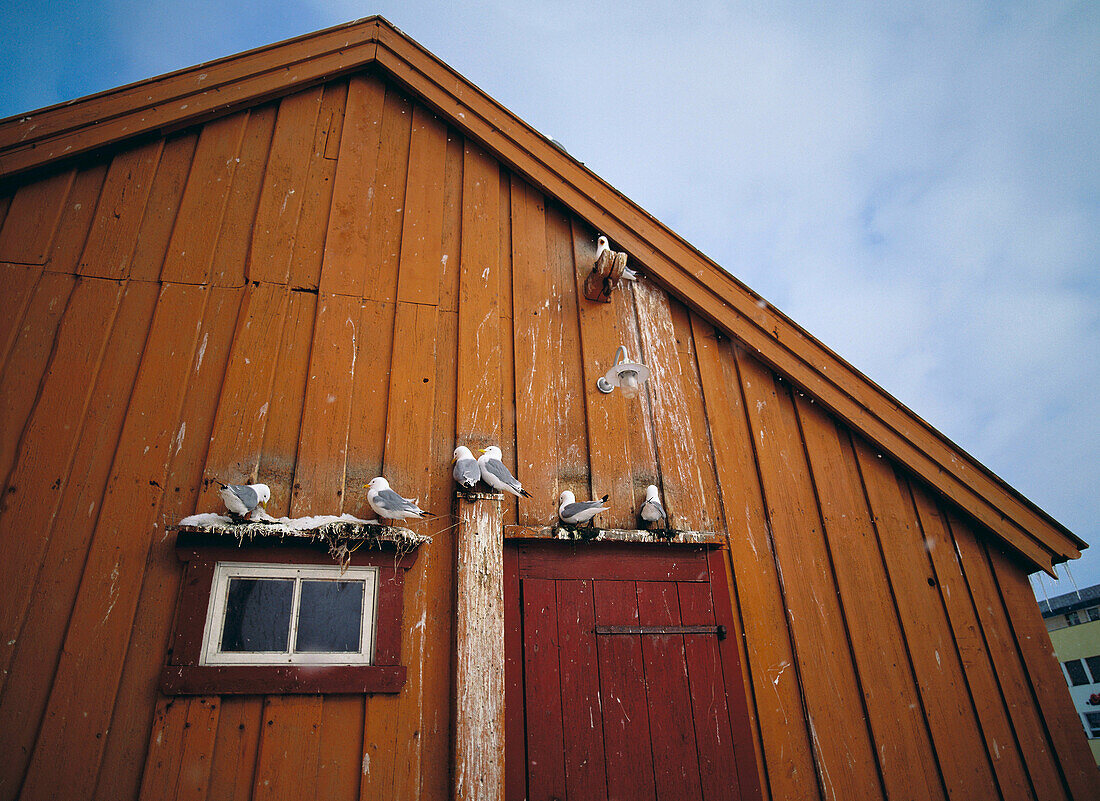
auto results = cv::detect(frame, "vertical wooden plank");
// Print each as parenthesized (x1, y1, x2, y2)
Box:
(636, 581, 705, 801)
(394, 104, 448, 306)
(289, 80, 348, 291)
(454, 496, 505, 801)
(129, 133, 199, 282)
(45, 162, 108, 274)
(318, 74, 385, 295)
(594, 579, 657, 801)
(18, 283, 208, 801)
(572, 220, 642, 528)
(0, 278, 125, 681)
(205, 697, 264, 801)
(988, 544, 1098, 801)
(315, 696, 365, 801)
(137, 695, 219, 801)
(853, 438, 1002, 801)
(78, 139, 163, 278)
(522, 577, 567, 801)
(0, 265, 46, 378)
(0, 281, 157, 801)
(438, 130, 463, 313)
(95, 286, 242, 801)
(633, 279, 714, 531)
(248, 87, 324, 285)
(160, 112, 250, 284)
(209, 103, 277, 287)
(795, 395, 946, 801)
(511, 177, 555, 520)
(950, 511, 1069, 801)
(0, 168, 75, 263)
(678, 578, 747, 801)
(546, 205, 590, 503)
(737, 351, 884, 801)
(456, 141, 500, 444)
(0, 272, 76, 495)
(503, 546, 525, 801)
(498, 169, 518, 528)
(693, 320, 805, 801)
(252, 697, 324, 801)
(555, 578, 608, 801)
(913, 485, 1036, 801)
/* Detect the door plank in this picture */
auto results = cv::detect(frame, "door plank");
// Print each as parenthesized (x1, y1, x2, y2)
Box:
(523, 578, 568, 801)
(518, 542, 709, 582)
(636, 581, 704, 801)
(594, 580, 657, 801)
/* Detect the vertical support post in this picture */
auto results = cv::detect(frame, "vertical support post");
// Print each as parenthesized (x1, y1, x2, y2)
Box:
(453, 491, 505, 801)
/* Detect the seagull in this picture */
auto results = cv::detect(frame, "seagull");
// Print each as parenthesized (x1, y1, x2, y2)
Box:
(595, 235, 611, 262)
(452, 446, 482, 491)
(639, 484, 666, 525)
(365, 477, 434, 521)
(477, 446, 531, 498)
(559, 490, 610, 526)
(217, 482, 270, 520)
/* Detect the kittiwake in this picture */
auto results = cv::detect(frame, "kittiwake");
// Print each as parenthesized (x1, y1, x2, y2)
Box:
(365, 477, 434, 521)
(477, 446, 531, 498)
(217, 482, 270, 520)
(559, 490, 610, 526)
(639, 484, 666, 525)
(452, 445, 482, 491)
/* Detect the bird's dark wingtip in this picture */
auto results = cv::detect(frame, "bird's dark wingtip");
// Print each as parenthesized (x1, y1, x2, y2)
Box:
(599, 493, 609, 502)
(520, 489, 532, 498)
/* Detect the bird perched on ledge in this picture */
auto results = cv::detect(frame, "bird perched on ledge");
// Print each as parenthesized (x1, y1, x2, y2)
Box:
(365, 477, 435, 521)
(217, 482, 270, 521)
(477, 446, 531, 499)
(452, 446, 482, 493)
(559, 490, 610, 527)
(639, 484, 666, 527)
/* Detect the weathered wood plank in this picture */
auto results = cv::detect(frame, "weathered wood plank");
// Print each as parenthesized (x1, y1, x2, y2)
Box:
(289, 80, 348, 290)
(454, 495, 505, 801)
(252, 696, 324, 801)
(96, 285, 242, 801)
(949, 511, 1068, 801)
(18, 283, 208, 801)
(988, 544, 1098, 801)
(248, 87, 324, 285)
(693, 323, 810, 801)
(0, 168, 74, 264)
(394, 104, 448, 306)
(205, 697, 264, 801)
(160, 112, 249, 284)
(522, 577, 568, 800)
(497, 167, 519, 528)
(737, 350, 883, 801)
(78, 139, 163, 279)
(317, 74, 385, 295)
(136, 695, 219, 801)
(853, 438, 1001, 801)
(0, 280, 156, 801)
(45, 162, 108, 274)
(912, 485, 1036, 801)
(209, 103, 277, 287)
(636, 581, 704, 801)
(795, 395, 945, 801)
(129, 132, 199, 282)
(438, 130, 463, 313)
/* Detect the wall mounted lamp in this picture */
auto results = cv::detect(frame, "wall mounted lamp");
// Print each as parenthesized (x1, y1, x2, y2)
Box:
(596, 346, 650, 399)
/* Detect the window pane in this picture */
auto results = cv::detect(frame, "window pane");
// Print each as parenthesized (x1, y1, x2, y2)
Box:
(295, 580, 364, 653)
(1087, 607, 1100, 622)
(1085, 712, 1100, 738)
(1086, 655, 1100, 683)
(1065, 659, 1089, 686)
(220, 578, 293, 652)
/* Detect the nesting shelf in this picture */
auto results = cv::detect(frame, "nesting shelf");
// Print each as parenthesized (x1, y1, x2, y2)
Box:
(504, 524, 724, 546)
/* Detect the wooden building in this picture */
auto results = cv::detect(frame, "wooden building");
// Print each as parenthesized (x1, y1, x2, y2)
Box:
(0, 17, 1094, 801)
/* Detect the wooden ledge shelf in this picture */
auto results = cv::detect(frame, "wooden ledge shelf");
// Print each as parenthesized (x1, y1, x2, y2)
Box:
(171, 519, 431, 553)
(504, 524, 725, 546)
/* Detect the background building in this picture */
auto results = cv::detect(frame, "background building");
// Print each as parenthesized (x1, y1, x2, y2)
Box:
(1040, 583, 1100, 766)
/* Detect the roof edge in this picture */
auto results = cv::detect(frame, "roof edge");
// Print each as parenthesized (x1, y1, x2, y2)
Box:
(0, 18, 1084, 577)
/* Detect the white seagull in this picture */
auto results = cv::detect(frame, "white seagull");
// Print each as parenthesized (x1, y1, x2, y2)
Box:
(217, 482, 270, 520)
(365, 477, 434, 521)
(477, 446, 532, 498)
(595, 235, 611, 261)
(559, 490, 610, 526)
(639, 484, 666, 525)
(452, 446, 482, 491)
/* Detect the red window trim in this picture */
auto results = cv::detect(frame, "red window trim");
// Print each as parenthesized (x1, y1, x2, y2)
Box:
(161, 534, 418, 695)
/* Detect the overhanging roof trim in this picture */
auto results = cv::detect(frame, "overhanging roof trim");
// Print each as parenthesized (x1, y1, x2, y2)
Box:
(0, 17, 1084, 576)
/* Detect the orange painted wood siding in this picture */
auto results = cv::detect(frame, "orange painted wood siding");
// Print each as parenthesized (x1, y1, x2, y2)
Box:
(0, 70, 1093, 801)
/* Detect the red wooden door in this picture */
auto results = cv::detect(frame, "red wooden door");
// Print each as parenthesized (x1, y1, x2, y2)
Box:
(505, 543, 761, 801)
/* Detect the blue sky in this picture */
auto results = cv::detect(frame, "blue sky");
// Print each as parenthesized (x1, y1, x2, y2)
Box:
(3, 1, 1098, 596)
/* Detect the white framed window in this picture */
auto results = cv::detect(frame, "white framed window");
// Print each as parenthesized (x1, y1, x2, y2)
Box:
(200, 562, 379, 666)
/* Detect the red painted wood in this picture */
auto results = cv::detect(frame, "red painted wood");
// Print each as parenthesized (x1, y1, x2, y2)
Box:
(518, 542, 710, 582)
(594, 579, 658, 801)
(556, 579, 609, 801)
(504, 545, 527, 801)
(522, 578, 568, 801)
(636, 581, 705, 801)
(159, 664, 406, 695)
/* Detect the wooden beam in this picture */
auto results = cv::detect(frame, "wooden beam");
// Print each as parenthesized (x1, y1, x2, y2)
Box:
(504, 524, 725, 545)
(453, 492, 505, 801)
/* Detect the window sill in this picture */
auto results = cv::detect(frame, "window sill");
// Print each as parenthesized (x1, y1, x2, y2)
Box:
(160, 664, 407, 695)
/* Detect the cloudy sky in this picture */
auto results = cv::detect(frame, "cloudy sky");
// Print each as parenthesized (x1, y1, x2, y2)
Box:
(2, 1, 1097, 596)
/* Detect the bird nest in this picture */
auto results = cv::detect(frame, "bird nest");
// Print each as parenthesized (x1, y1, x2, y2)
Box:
(173, 512, 431, 565)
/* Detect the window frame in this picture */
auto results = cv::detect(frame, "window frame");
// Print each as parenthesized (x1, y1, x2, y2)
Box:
(161, 536, 416, 695)
(201, 562, 379, 666)
(1064, 658, 1090, 687)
